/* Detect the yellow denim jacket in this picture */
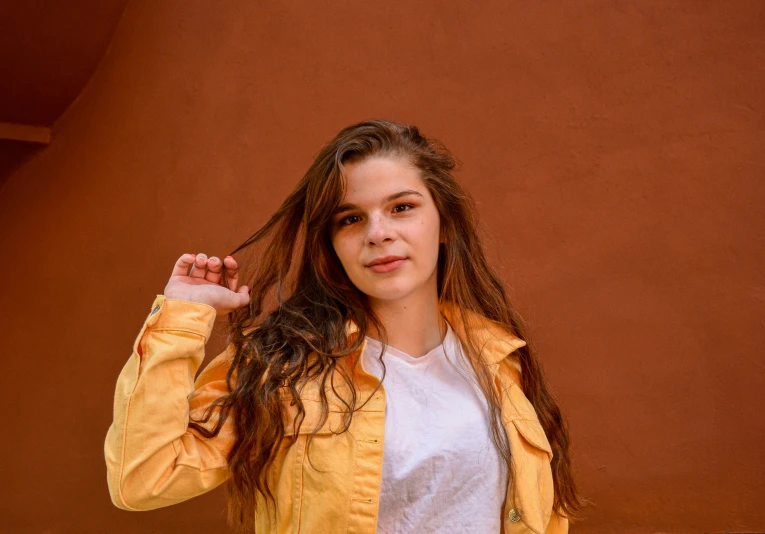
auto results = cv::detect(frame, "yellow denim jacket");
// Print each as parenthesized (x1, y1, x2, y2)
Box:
(105, 295, 568, 534)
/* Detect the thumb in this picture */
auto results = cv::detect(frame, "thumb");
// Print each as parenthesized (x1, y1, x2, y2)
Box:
(237, 285, 250, 306)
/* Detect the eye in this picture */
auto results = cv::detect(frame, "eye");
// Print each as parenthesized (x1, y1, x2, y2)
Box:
(336, 204, 415, 227)
(338, 214, 360, 226)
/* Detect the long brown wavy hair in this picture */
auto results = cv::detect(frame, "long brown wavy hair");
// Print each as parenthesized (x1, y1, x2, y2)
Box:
(189, 119, 587, 530)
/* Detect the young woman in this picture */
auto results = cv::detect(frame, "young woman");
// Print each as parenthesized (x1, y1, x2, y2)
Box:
(105, 119, 586, 533)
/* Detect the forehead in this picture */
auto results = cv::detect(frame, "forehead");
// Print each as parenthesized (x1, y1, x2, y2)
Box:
(341, 155, 425, 200)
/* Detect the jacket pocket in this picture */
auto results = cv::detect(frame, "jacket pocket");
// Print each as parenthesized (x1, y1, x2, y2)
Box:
(500, 384, 556, 534)
(280, 383, 352, 437)
(502, 416, 556, 534)
(282, 399, 350, 437)
(501, 382, 554, 460)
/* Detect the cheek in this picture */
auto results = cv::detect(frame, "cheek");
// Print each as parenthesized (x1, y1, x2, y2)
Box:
(331, 236, 355, 270)
(418, 211, 441, 247)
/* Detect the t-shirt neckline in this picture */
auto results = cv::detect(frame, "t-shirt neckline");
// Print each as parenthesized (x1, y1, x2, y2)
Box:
(364, 321, 454, 364)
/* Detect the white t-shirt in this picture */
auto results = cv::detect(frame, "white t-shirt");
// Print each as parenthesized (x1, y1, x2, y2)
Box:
(362, 320, 507, 534)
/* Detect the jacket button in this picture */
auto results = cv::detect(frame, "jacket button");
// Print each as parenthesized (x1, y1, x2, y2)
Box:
(508, 508, 521, 523)
(151, 304, 160, 315)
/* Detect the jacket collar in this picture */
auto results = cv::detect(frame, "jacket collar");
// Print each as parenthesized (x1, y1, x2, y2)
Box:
(343, 300, 526, 365)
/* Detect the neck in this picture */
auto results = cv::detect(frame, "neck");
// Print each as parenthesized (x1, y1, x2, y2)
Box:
(367, 289, 446, 358)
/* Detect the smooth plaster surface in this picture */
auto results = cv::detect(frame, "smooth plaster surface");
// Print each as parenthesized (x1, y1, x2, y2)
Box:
(0, 0, 128, 125)
(0, 1, 763, 532)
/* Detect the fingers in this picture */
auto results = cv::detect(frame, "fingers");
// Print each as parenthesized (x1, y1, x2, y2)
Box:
(189, 253, 209, 279)
(222, 256, 240, 292)
(177, 253, 243, 291)
(171, 253, 197, 277)
(205, 256, 224, 284)
(190, 253, 225, 285)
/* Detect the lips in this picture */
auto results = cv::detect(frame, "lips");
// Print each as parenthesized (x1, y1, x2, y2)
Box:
(366, 255, 406, 267)
(366, 256, 407, 274)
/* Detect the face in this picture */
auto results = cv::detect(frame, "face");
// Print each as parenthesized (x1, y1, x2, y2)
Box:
(329, 155, 442, 306)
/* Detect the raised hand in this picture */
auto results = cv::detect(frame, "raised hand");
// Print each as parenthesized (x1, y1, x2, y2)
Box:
(163, 253, 250, 316)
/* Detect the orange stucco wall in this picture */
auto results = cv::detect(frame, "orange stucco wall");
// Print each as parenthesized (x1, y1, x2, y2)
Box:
(0, 1, 763, 532)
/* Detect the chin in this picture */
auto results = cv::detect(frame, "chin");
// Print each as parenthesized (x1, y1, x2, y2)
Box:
(359, 280, 420, 302)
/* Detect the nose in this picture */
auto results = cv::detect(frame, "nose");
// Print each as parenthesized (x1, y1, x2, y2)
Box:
(365, 212, 395, 246)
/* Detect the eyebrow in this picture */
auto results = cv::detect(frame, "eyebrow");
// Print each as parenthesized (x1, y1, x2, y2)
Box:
(333, 189, 425, 215)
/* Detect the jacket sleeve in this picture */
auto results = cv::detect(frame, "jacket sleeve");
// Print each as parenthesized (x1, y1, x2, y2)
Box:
(104, 295, 237, 511)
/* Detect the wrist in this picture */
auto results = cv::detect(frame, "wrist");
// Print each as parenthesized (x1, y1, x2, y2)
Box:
(162, 292, 208, 307)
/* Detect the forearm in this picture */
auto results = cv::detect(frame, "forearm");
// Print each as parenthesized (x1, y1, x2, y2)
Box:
(104, 295, 232, 510)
